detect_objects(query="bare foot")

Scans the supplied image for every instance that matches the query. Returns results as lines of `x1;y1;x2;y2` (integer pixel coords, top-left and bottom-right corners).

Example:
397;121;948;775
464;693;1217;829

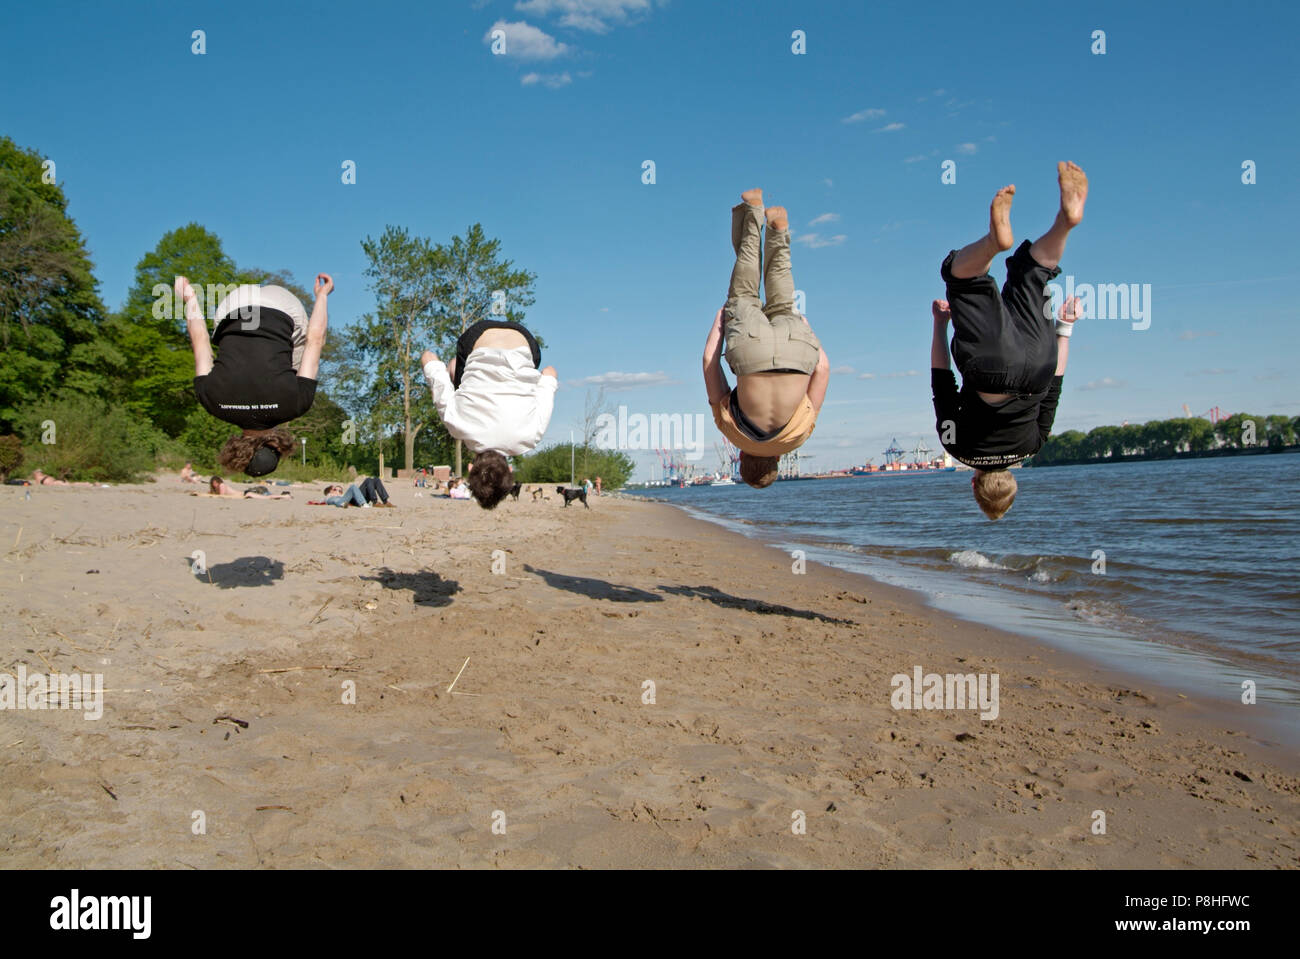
765;205;789;231
741;188;763;208
989;185;1015;251
1058;161;1088;227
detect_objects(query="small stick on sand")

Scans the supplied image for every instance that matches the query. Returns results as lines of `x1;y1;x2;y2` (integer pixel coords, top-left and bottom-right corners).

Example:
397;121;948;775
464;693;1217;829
11;527;22;550
308;597;332;625
255;805;293;812
447;656;471;694
257;664;359;674
34;649;55;673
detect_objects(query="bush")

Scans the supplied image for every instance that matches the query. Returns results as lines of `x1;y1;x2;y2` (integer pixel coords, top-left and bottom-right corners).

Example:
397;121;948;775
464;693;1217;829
0;435;23;482
12;393;168;482
514;443;633;488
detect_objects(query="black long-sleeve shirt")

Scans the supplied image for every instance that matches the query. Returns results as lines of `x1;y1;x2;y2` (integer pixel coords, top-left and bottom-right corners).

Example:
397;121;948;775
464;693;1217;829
931;369;1063;468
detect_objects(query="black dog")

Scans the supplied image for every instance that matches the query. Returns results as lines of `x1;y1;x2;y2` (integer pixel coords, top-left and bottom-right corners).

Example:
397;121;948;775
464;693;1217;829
531;486;546;501
509;482;522;501
556;485;589;508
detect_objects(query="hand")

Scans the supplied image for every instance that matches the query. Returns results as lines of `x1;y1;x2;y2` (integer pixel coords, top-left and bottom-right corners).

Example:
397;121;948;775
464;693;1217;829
314;273;334;297
931;299;951;325
1059;296;1081;324
175;275;195;302
540;365;557;378
421;350;439;367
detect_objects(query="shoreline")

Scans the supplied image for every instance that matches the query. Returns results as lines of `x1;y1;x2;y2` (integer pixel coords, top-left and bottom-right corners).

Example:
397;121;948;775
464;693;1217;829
626;491;1300;746
2;479;1297;868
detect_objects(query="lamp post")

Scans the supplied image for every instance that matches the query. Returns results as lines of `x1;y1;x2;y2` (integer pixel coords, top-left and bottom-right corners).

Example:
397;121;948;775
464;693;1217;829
301;438;306;466
570;430;575;487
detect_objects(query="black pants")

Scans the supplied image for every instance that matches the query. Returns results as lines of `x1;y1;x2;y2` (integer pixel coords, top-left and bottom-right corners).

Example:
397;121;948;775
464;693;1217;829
453;321;541;388
359;476;389;504
941;240;1060;395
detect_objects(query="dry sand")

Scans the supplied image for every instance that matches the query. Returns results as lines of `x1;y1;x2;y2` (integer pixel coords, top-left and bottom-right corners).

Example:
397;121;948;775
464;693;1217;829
1;477;1296;868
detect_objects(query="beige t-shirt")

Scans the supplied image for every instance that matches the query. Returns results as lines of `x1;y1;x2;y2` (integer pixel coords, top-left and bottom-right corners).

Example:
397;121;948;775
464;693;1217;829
711;393;817;456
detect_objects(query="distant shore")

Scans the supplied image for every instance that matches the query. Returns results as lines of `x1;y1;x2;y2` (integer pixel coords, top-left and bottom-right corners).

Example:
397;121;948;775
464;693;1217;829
1027;444;1300;468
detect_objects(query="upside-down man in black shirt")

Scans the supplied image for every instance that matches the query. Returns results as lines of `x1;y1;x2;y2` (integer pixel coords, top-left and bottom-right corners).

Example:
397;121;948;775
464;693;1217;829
931;162;1088;519
182;273;332;477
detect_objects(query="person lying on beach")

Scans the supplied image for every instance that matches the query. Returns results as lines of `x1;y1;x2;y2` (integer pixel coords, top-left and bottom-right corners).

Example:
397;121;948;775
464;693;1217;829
315;477;393;508
182;273;332;479
207;475;292;499
703;189;831;489
931;162;1088;520
30;469;96;487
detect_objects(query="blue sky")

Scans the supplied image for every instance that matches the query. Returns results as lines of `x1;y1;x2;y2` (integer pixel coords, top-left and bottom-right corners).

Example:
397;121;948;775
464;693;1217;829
4;0;1298;476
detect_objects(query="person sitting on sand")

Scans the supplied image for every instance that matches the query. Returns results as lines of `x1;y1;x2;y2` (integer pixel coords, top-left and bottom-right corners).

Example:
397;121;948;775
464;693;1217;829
420;319;556;510
703;189;831;489
447;476;472;500
208;475;291;499
931;161;1088;520
179;462;203;484
182;272;332;479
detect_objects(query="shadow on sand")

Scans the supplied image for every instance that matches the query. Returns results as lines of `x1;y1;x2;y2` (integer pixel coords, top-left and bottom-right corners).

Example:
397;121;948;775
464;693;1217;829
524;565;664;604
361;567;460;608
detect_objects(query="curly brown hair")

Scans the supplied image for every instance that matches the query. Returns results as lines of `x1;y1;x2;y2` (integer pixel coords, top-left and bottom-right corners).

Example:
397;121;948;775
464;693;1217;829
739;452;780;489
466;451;514;509
218;429;295;475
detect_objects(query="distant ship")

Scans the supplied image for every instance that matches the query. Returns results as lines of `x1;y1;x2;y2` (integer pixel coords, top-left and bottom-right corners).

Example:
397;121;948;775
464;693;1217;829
854;439;957;476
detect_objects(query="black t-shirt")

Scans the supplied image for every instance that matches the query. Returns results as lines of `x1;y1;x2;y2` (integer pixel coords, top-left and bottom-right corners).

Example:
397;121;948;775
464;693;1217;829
931;369;1062;469
193;310;316;430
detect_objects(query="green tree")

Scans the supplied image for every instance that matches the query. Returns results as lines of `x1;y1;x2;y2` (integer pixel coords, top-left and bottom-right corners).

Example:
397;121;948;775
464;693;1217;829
0;137;109;429
356;223;537;474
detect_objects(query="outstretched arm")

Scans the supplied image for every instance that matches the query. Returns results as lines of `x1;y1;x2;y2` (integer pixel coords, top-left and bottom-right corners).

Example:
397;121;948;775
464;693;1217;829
296;273;333;381
930;299;952;370
1053;295;1079;375
703;308;730;405
179;277;214;377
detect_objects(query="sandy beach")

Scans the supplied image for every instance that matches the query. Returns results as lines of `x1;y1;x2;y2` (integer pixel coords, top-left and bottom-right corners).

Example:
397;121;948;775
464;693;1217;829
1;477;1296;869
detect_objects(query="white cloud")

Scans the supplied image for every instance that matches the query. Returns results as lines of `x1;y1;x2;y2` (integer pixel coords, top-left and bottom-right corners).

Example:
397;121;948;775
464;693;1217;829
873;122;905;133
516;0;653;34
569;370;675;390
1178;330;1221;341
903;155;928;164
1079;377;1127;391
808;212;840;226
830;365;855;375
1188;368;1234;376
823;178;833;188
956;142;978;155
881;370;919;379
521;71;573;88
858;372;876;380
485;20;570;59
794;233;847;249
842;108;886;124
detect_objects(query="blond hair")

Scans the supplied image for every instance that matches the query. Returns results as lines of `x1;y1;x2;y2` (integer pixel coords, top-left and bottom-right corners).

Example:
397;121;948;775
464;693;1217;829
972;469;1017;520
